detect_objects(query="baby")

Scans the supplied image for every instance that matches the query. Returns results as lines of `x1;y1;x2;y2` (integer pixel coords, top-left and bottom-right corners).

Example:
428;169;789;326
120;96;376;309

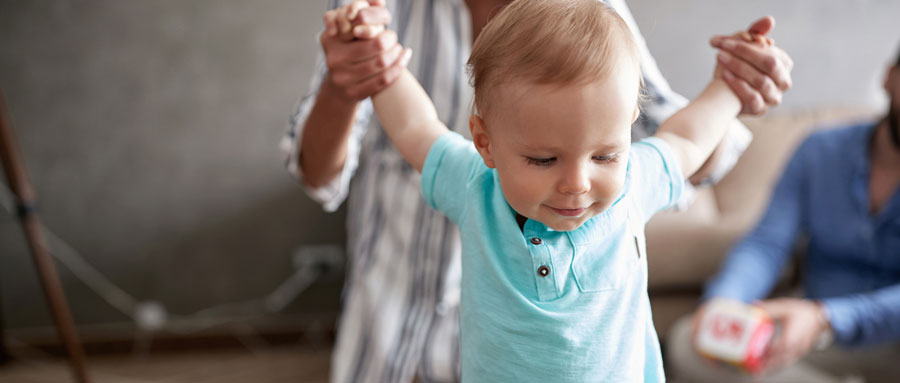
326;0;762;381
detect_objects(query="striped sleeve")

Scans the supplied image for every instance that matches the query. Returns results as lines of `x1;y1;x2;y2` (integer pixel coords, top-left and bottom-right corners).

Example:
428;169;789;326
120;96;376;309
279;0;375;212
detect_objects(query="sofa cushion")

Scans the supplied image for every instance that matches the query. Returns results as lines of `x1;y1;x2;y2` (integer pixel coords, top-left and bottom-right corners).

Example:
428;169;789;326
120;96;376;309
646;108;878;291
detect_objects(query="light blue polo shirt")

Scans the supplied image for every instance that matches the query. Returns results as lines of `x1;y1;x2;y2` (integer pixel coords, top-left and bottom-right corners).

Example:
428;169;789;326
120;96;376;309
421;131;684;382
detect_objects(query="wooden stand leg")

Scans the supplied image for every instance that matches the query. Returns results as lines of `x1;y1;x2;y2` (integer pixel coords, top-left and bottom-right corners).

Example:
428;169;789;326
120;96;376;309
0;281;10;365
0;93;90;382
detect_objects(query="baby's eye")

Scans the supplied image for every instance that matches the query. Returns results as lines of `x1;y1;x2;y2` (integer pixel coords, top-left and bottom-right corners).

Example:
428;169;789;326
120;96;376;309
592;154;618;164
525;157;555;166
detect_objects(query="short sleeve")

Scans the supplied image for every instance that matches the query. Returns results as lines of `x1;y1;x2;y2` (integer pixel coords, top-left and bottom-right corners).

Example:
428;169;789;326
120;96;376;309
628;137;685;222
421;132;485;223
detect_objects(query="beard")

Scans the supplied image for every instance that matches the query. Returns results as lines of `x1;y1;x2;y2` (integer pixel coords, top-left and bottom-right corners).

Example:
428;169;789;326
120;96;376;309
888;97;900;150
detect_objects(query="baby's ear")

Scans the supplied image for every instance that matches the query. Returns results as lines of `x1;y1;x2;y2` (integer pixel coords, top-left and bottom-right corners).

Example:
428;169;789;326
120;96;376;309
469;114;496;168
631;105;641;124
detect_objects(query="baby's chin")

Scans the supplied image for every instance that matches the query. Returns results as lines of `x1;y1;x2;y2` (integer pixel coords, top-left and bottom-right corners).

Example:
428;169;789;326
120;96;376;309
543;217;591;232
533;211;597;232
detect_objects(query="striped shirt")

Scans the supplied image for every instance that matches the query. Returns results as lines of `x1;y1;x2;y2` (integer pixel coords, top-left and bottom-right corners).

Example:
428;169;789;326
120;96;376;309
281;1;750;381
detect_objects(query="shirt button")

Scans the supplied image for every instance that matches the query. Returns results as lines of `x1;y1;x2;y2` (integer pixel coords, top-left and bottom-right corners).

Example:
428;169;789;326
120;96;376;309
538;265;550;277
530;237;542;245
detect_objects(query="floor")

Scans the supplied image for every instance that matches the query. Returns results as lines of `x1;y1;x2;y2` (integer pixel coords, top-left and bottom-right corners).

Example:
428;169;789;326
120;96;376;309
0;346;332;383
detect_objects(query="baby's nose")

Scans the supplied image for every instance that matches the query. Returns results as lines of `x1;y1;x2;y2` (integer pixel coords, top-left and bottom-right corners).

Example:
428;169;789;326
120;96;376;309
558;166;591;195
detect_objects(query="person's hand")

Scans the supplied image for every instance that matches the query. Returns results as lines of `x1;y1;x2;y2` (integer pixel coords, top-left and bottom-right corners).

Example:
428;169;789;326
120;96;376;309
711;16;794;115
320;0;410;103
690;298;742;350
754;298;831;373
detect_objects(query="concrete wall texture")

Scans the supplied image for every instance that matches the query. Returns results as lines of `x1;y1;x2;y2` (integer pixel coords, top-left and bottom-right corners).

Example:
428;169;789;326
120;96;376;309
1;1;898;329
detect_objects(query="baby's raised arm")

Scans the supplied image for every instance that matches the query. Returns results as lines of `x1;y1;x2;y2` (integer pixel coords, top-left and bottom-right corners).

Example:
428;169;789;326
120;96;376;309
327;2;448;173
654;32;775;178
653;79;741;178
371;69;449;172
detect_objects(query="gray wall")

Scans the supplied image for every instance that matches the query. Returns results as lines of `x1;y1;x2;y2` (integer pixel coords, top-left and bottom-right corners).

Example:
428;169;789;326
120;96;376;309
0;0;338;330
1;0;899;330
628;0;900;111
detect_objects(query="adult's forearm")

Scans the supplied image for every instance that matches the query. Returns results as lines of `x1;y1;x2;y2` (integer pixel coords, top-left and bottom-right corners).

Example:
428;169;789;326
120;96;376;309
823;284;900;347
299;76;360;189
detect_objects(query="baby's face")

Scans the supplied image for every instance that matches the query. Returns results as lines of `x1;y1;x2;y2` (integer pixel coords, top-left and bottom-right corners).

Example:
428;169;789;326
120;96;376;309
472;65;641;232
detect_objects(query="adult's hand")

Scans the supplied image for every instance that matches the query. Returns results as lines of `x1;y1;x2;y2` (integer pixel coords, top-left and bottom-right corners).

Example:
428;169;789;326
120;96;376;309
754;298;831;373
711;16;794;115
320;0;407;103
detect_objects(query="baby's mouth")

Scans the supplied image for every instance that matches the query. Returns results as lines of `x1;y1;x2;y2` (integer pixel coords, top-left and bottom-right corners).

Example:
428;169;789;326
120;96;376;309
547;205;588;217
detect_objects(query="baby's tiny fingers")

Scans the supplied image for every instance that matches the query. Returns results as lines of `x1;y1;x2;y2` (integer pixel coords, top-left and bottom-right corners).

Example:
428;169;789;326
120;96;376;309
353;24;385;39
346;0;369;22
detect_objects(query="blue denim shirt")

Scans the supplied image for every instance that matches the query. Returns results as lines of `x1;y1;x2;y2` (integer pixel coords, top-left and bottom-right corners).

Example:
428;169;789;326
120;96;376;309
705;122;900;347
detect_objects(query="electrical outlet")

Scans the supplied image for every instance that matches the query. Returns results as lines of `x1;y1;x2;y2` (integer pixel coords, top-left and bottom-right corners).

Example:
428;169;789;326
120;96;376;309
292;244;344;280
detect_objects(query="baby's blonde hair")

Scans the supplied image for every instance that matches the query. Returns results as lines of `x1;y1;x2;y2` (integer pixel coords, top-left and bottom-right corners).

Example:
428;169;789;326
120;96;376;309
467;0;643;116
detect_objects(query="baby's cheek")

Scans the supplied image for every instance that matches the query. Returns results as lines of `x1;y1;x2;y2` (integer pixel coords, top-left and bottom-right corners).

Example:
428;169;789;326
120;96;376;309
597;170;626;199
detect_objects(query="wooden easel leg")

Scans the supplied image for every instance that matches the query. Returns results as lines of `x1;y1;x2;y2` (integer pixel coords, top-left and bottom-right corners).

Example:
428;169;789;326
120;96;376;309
0;282;10;365
0;93;90;382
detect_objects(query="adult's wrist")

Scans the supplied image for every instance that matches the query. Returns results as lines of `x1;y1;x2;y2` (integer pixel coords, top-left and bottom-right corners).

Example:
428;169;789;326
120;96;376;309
322;72;362;109
813;300;835;350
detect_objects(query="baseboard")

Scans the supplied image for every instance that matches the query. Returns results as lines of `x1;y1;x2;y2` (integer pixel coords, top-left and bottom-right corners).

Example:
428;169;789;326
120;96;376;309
3;312;337;357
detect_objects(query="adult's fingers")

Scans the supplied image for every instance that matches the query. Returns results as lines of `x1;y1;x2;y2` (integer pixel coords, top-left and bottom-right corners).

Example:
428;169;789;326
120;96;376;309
325;27;398;65
713;38;792;91
747;16;775;36
722;70;766;115
354;5;392;27
346;29;399;63
776;46;794;72
342;43;404;83
345;48;412;100
717;50;781;106
323;9;339;37
754;299;794;318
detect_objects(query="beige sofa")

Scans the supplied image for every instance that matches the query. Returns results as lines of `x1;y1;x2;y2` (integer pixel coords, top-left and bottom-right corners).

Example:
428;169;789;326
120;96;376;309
645;108;878;339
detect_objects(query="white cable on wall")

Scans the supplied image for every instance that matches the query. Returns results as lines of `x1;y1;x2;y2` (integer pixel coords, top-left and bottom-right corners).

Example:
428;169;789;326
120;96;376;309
0;183;341;339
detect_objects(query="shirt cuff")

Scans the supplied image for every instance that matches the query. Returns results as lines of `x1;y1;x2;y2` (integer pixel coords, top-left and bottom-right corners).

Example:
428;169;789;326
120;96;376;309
819;297;857;346
279;99;372;213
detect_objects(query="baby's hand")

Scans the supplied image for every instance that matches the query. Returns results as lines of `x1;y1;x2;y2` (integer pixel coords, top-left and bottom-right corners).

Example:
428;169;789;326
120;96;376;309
324;0;388;42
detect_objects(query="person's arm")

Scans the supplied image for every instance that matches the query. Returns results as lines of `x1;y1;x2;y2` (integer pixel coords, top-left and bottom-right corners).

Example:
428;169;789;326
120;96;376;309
609;0;790;184
370;67;448;172
744;285;900;373
821;284;900;347
297;1;406;189
690;142;810;368
321;1;445;173
702;136;810;302
653;79;741;179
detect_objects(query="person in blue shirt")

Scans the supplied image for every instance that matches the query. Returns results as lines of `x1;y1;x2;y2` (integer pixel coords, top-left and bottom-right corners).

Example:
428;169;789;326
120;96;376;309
324;1;783;381
668;46;900;383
